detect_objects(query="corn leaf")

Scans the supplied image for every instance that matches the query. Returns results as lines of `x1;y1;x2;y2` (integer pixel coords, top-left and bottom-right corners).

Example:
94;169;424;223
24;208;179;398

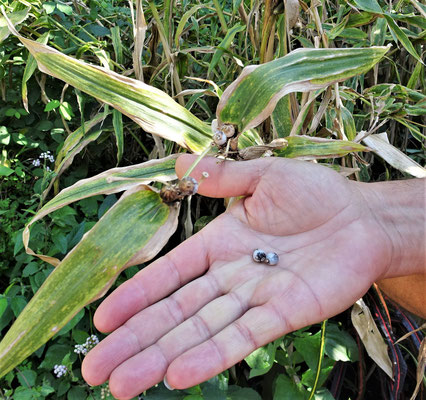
217;47;389;132
112;109;124;164
274;136;369;160
362;133;426;178
15;36;212;153
0;188;180;378
0;7;29;43
23;155;178;266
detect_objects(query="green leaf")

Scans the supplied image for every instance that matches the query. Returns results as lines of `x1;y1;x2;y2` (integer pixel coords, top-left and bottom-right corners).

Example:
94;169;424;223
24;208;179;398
11;297;27;317
271;95;293;137
301;358;334;387
44;100;60;112
113;109;124;165
294;332;322;370
353;0;383;14
245;341;278;378
227;386;262;400
383;14;422;63
0;165;14;177
24;155;178;265
17;369;37;388
208;23;246;75
42;2;56;14
0;189;180;377
56;3;73;15
19;37;212;153
274;136;369;160
217;47;389;132
0;8;30;43
67;386;87;400
0;126;10;145
22;32;49;112
0;296;7;319
175;5;205;49
273;374;307;400
325;323;359;362
340;105;356;141
59;102;74;121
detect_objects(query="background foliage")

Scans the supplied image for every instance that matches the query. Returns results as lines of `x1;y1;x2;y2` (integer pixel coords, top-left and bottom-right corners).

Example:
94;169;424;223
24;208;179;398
0;0;424;399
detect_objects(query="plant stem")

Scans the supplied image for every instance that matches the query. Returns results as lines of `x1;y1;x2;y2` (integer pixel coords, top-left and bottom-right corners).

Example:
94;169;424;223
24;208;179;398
308;319;327;400
182;145;213;178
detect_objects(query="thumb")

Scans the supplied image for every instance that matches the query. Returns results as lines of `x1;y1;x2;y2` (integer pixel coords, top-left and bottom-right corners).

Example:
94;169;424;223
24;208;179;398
175;154;273;198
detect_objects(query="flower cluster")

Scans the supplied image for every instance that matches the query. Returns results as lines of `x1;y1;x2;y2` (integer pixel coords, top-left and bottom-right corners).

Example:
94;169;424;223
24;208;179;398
101;385;112;399
74;334;100;355
40;151;55;163
53;364;67;378
32;150;55;169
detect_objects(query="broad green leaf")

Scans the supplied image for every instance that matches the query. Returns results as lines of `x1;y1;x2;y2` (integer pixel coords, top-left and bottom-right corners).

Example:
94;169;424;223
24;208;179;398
274;136;369;160
23;155;178;266
353;0;383;14
245;341;278;378
217;47;389;132
15;37;212;153
0;165;13;176
324;323;358;362
0;7;29;43
0;189;180;378
273;374;307;400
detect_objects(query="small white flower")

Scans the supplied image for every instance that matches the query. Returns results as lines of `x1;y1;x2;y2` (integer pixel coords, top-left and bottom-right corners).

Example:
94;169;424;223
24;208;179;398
46;166;51;172
32;159;41;167
53;364;67;378
74;344;88;355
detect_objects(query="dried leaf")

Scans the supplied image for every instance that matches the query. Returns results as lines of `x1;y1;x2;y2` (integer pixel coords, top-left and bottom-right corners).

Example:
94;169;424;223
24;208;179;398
351;298;393;379
362;133;426;178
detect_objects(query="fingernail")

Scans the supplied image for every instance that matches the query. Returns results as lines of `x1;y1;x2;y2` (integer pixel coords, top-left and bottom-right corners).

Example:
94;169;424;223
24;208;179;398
163;376;174;391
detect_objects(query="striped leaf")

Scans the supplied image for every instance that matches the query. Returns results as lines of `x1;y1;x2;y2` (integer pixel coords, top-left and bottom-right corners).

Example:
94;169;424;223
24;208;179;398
274;136;370;160
17;37;212;153
23;155;178;266
217;47;389;132
0;188;180;378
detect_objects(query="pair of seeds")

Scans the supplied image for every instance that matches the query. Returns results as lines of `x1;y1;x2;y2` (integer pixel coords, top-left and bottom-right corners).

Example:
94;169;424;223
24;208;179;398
252;249;279;266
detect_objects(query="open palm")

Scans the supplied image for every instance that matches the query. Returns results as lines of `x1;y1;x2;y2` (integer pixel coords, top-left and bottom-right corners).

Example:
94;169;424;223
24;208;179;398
82;155;391;399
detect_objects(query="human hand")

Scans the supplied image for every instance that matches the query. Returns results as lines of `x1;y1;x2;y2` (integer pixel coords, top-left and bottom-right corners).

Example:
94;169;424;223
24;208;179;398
82;155;395;399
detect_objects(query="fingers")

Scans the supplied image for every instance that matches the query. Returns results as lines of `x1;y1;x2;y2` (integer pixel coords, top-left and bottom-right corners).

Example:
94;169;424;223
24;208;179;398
175;154;274;198
166;302;285;390
82;273;223;385
93;226;211;333
105;281;258;399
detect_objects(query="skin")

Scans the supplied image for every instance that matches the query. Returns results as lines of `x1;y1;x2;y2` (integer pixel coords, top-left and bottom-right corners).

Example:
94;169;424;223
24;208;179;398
82;155;425;399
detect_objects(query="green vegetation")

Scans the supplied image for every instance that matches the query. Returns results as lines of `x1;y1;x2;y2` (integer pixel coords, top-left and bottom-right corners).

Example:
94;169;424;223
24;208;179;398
0;0;424;399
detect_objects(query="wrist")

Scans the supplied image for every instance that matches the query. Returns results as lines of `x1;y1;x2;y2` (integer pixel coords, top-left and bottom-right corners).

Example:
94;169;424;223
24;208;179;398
356;178;426;279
